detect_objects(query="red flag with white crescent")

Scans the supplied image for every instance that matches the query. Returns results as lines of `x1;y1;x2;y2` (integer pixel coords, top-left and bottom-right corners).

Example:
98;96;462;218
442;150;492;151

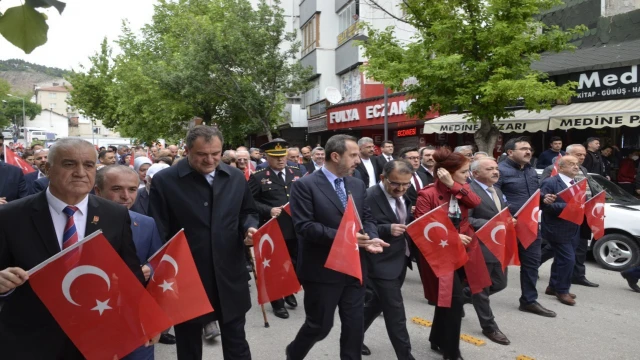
4;145;36;174
557;178;588;225
514;189;541;249
253;217;301;304
584;191;606;240
550;153;562;177
282;202;291;216
475;208;520;270
325;195;364;283
28;232;172;360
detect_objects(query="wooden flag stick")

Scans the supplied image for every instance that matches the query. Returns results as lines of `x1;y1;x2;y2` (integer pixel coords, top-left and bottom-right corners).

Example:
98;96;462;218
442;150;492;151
249;249;270;328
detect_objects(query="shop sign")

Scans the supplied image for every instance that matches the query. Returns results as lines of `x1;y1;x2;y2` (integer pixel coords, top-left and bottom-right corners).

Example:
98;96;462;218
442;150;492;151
396;128;417;137
564;65;640;102
424;119;548;134
549;112;640;130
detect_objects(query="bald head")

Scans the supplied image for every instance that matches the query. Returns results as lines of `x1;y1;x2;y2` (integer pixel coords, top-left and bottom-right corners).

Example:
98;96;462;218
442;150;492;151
565;144;586;165
557;155;580;178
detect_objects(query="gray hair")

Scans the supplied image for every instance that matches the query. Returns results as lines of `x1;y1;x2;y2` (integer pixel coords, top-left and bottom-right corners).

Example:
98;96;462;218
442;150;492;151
249;147;261;153
382;159;414;178
186;126;224;150
470;157;497;172
454;145;473;153
288;147;300;153
95;165;138;191
325;135;357;161
223;149;236;157
117;145;129;151
357;137;374;147
474;151;488;157
565;144;585;155
311;146;324;156
48;138;97;165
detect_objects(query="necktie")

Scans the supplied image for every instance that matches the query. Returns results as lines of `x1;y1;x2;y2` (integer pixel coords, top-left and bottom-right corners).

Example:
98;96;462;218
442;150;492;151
279;171;285;184
387;156;392;162
487;187;502;211
412;174;421;190
62;206;79;249
334;178;347;208
395;197;411;257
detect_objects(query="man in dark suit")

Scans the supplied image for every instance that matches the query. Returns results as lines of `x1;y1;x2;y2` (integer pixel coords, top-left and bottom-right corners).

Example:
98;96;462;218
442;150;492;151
131;163;170;216
0;138;148;359
467;158;511;345
24;149;48;194
418;146;436;185
355;137;380;188
248;139;303;319
0;161;28;204
30;176;50;195
374;140;394;177
149;126;259;360
399;147;430;209
256;155;306;175
540;155;582;306
362;160;415;359
286;134;388;360
306;147;325;175
539;144;599;288
94;164;169;356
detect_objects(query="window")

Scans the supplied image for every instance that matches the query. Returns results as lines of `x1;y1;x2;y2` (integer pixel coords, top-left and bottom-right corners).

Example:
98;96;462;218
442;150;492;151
302;14;319;56
49;92;57;99
303;79;320;108
337;1;359;45
49;103;56;108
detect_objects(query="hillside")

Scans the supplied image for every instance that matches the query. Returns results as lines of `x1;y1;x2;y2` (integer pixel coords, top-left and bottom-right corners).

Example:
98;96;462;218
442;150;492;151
0;59;71;95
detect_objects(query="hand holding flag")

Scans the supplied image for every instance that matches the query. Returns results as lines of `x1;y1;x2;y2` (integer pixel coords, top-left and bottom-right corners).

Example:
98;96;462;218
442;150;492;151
514;189;541;249
557;178;588;225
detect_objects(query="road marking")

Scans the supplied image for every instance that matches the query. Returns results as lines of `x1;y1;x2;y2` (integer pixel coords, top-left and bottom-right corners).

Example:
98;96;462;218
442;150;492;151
516;356;536;360
411;317;486;347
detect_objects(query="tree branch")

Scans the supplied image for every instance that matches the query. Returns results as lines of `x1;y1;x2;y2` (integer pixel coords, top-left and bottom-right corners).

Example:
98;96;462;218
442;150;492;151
364;0;411;25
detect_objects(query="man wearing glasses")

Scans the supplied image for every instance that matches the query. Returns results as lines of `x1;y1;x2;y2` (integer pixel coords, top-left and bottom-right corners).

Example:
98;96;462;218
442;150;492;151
495;137;557;318
399;147;430;210
454;145;474;158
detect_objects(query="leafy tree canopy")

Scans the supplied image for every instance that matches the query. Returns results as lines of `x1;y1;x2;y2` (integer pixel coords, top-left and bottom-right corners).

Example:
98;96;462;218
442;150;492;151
0;79;42;129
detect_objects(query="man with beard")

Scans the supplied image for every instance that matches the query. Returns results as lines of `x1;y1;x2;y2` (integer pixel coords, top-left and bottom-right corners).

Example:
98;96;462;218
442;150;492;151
25;149;49;194
301;146;312;165
418;146;435;185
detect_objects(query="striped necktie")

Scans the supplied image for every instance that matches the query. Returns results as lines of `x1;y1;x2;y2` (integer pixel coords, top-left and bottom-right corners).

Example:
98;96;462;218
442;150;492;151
62;206;79;249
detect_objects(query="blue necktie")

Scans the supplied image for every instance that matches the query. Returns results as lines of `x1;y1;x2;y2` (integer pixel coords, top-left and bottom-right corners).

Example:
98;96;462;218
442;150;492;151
334;178;347;208
62;206;79;249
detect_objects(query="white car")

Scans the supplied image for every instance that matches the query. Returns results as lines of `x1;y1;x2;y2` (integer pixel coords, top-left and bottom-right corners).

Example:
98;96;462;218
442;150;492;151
30;130;57;141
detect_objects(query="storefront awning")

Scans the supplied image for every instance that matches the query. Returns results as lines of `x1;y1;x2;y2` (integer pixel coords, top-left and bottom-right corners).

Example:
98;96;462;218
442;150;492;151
422;109;552;134
548;98;640;130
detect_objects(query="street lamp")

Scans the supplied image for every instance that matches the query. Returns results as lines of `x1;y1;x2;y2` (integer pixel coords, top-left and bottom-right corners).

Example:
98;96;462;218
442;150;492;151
6;94;25;144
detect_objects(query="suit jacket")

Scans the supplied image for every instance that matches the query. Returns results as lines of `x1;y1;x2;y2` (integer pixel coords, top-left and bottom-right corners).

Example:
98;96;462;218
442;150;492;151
24;171;41;195
31;176;49;195
417;165;435;185
148;159;259;324
0;162;28;201
405;170;430;207
539;176;580;243
375;154;393;178
130;187;149;215
468;180;508;263
248;165;303;240
257;160;306;174
365;185;412;280
540;164;588;184
356;157;380;188
129;210;163;265
289;169;378;284
0;192;142;358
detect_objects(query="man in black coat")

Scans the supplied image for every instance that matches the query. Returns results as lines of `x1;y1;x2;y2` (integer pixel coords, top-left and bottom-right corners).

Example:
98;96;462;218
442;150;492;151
355;137;380;188
467;158;511;345
0;161;28;203
149;126;259;360
286;134;388;360
399;147;430;209
0;138;146;359
418;146;436;185
362;160;415;359
582;137;607;177
248;139;303;319
374;140;395;178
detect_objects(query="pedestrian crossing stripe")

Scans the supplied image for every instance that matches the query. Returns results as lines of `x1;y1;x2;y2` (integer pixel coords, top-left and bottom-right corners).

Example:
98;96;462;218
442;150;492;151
411;317;486;347
516;356;536;360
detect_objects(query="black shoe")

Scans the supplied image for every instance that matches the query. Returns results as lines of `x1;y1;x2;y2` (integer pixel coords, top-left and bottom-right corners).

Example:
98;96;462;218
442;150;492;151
621;271;640;292
285;294;298;308
482;329;511;345
461;307;465;318
430;343;441;353
159;333;176;345
519;302;557;317
285;344;292;360
572;278;599;287
361;344;371;356
273;307;289;319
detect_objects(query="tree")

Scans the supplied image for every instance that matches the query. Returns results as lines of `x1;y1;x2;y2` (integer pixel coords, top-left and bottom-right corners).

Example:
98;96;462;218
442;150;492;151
0;80;42;129
0;0;66;54
360;0;587;152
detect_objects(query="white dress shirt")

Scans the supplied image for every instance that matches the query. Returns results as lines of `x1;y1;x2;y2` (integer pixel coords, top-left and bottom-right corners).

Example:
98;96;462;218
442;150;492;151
361;157;376;187
205;170;216;185
558;173;575;188
379;182;410;256
411;173;423;190
473;179;507;203
46;188;89;250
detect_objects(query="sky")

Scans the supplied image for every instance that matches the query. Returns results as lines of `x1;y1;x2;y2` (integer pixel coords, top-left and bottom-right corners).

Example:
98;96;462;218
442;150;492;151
0;0;157;70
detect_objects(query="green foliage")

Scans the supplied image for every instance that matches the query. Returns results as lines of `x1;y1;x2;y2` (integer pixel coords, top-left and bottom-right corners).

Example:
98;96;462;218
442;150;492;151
0;79;42;128
67;0;311;145
0;5;49;54
0;59;70;78
361;0;587;151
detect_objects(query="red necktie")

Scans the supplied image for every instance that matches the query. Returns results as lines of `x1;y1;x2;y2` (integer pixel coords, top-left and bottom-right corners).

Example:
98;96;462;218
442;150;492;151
413;174;421;190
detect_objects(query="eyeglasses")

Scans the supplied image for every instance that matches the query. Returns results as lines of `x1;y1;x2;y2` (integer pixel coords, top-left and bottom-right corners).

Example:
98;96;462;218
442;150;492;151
236;158;248;162
385;178;412;188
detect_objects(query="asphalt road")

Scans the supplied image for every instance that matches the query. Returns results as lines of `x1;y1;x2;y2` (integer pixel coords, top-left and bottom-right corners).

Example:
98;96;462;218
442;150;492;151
155;260;639;360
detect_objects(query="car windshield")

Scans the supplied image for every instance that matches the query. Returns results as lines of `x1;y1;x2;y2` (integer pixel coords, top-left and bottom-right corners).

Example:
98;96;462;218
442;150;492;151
588;174;640;205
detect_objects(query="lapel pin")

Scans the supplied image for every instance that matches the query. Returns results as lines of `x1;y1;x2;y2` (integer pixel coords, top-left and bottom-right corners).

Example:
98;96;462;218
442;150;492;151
134;221;139;227
91;216;99;225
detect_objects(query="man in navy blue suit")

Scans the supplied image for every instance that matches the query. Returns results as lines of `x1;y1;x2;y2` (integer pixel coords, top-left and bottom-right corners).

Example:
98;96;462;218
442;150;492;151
94;165;165;359
24;149;48;194
540;155;582;306
285;134;389;360
0;162;28;204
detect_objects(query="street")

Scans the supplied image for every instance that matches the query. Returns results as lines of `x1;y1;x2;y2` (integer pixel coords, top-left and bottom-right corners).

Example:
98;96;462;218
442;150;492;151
155;260;639;360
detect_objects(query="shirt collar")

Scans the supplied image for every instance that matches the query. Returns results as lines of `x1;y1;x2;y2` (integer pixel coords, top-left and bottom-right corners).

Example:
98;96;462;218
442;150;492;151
473;178;492;191
322;166;340;185
558;173;573;184
46;187;89;216
378;181;395;200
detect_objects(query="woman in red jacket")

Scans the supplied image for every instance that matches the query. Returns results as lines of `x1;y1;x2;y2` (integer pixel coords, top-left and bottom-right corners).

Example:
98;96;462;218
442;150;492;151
415;148;481;360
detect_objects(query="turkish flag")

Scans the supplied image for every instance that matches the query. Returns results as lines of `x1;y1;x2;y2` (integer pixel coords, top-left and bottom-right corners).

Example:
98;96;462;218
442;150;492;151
475;208;520;270
550;153;562;177
282;202;291;217
584;191;606;240
325;195;364;283
514;189;541;249
558;178;587;225
28;231;172;360
147;230;213;325
406;203;469;277
129;152;135;167
253;217;301;305
244;167;251;181
4;145;36;174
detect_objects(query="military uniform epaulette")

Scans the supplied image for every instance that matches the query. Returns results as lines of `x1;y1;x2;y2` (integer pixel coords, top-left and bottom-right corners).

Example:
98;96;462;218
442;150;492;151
287;165;300;170
254;167;267;173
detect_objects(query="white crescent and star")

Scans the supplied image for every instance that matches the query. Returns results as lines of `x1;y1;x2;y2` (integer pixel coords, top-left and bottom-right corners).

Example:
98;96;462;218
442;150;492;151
532;206;540;223
591;203;605;220
259;234;275;268
490;225;505;245
151;254;180;293
424;222;447;243
61;265;112;316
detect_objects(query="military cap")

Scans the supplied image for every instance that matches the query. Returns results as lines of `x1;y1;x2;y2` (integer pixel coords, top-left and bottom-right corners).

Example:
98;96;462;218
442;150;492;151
260;138;289;157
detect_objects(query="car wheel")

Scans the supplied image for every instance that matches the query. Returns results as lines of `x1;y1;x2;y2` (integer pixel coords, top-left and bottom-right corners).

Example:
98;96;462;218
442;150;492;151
592;234;640;271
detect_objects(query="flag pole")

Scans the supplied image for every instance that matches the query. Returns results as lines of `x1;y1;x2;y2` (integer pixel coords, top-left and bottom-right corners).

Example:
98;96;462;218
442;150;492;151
249;249;270;328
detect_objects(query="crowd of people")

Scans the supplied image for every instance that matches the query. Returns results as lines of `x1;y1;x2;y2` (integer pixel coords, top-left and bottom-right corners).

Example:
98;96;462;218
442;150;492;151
1;129;640;360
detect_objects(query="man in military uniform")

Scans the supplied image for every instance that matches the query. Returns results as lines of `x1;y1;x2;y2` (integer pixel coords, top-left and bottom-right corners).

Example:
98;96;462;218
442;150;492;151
248;139;303;319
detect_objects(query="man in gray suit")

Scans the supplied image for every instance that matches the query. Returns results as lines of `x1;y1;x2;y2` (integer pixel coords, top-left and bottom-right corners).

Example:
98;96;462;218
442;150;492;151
467;157;511;345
